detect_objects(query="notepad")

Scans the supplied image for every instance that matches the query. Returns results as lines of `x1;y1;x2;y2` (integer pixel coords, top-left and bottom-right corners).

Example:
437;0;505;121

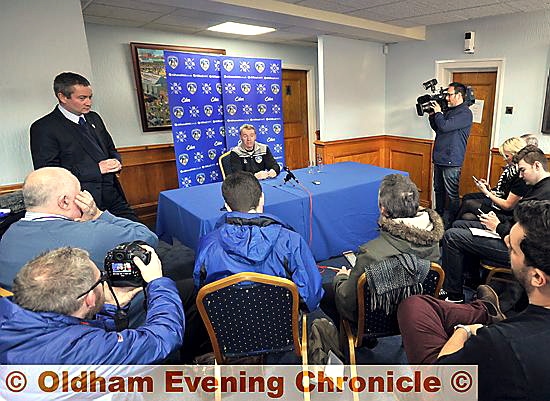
469;227;501;239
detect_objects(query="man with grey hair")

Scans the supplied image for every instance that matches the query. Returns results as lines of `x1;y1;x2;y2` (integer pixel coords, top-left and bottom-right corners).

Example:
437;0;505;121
333;174;444;322
0;246;184;364
0;167;157;290
520;133;539;148
229;124;280;180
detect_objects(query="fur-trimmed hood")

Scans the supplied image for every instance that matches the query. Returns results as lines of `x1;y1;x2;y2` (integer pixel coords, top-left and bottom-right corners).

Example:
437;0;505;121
379;208;444;246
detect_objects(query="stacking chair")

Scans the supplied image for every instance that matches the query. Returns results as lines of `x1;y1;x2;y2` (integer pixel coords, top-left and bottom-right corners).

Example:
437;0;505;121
218;151;233;179
480;260;515;286
196;272;308;364
0;287;13;297
342;262;444;365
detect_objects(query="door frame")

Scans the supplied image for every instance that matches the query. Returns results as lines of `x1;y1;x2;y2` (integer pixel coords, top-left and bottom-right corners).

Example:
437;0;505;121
283;63;318;163
435;58;505;165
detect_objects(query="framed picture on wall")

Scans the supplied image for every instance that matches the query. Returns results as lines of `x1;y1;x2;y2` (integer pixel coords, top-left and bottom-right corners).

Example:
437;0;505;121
130;42;226;132
542;70;550;134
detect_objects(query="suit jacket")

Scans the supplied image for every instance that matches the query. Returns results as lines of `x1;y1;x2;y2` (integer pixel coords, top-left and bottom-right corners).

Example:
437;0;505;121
30;107;123;206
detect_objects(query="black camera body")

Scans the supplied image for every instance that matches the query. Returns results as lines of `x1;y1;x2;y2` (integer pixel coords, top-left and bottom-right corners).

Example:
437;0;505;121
415;78;475;116
104;241;150;287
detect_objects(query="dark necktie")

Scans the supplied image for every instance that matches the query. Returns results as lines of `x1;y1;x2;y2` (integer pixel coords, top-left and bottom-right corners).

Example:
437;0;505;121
78;116;106;157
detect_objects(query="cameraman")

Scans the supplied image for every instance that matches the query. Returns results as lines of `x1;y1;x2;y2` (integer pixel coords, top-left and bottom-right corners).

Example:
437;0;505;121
428;82;473;226
0;246;185;364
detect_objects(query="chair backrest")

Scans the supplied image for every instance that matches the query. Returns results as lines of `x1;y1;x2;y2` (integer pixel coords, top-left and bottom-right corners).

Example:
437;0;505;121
196;272;303;363
355;261;444;340
218;151;233;179
0;287;13;297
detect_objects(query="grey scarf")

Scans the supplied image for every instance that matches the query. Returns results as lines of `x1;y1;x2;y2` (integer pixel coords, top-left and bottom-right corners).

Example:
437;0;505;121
364;253;430;314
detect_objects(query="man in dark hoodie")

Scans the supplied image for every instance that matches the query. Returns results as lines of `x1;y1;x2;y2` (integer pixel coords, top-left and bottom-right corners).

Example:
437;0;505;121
193;171;323;313
334;174;444;322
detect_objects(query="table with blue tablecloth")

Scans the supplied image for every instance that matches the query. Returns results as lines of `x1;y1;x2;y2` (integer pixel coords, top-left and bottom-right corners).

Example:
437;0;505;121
156;162;406;261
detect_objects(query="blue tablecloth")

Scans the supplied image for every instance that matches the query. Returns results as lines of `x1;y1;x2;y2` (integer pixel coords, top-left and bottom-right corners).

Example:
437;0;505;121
156;162;406;261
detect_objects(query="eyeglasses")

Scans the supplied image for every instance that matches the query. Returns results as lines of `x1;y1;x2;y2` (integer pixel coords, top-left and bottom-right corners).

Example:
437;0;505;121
76;271;108;299
446;92;457;98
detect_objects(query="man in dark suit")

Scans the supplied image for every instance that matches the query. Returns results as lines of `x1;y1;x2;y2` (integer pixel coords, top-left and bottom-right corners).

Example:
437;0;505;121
30;72;137;221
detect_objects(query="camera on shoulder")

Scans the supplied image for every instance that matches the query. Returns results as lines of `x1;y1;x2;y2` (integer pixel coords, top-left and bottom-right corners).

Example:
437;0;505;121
415;78;474;116
104;241;151;287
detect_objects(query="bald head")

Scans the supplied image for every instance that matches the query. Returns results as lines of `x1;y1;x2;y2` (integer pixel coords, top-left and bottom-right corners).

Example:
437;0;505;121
23;167;81;217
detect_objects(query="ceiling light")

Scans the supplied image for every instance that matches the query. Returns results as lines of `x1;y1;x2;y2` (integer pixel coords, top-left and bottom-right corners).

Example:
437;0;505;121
207;22;275;36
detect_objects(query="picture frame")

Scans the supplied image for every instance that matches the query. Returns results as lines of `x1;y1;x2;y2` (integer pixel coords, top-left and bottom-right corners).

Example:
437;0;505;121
542;70;550;135
130;42;226;132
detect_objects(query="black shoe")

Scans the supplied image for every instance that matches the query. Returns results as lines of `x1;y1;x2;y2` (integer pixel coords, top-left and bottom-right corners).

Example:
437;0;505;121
476;285;506;323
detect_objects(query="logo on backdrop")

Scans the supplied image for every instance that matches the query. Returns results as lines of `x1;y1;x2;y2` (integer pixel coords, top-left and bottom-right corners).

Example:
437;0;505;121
200;58;210;71
167;56;178;69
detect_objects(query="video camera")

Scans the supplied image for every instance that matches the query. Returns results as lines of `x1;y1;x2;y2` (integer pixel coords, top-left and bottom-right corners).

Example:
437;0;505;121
104;241;151;287
415;78;475;116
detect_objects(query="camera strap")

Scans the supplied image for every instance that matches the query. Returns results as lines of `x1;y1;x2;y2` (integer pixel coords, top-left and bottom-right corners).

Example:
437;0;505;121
104;280;129;331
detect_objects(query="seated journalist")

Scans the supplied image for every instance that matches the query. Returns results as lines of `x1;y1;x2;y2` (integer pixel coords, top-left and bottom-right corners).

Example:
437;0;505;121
398;200;550;401
442;145;550;303
0;246;184;364
455;137;528;221
229;124;280;180
333;174;444;322
194;171;322;313
0;167;157;290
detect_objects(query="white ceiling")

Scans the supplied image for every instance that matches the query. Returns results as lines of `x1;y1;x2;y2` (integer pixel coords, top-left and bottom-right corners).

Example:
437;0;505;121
81;0;550;46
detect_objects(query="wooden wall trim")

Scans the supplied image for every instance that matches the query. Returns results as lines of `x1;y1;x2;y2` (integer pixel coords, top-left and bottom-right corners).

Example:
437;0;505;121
315;135;433;207
0;183;22;195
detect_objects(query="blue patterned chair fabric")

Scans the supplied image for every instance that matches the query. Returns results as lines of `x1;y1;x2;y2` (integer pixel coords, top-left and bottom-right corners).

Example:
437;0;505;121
202;282;295;357
360;267;442;338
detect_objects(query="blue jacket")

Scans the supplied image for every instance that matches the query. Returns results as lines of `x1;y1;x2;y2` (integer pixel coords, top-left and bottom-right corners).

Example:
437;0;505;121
429;102;473;167
0;278;184;364
194;212;323;312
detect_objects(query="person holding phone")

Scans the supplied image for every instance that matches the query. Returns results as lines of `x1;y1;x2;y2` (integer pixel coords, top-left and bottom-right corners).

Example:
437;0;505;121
455;137;528;221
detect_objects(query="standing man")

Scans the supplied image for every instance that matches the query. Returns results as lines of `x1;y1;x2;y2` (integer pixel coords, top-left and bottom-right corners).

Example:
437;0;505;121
429;82;473;226
229;124;280;180
30;72;137;221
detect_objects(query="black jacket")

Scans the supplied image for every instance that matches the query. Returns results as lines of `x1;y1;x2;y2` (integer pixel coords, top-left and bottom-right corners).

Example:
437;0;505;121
30;107;123;207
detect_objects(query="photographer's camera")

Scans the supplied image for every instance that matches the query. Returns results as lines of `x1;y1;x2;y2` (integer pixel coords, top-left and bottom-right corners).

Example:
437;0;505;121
104;241;150;287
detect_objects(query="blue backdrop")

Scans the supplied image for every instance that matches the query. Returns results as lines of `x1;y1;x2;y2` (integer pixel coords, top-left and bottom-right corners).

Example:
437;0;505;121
165;52;284;188
220;56;285;169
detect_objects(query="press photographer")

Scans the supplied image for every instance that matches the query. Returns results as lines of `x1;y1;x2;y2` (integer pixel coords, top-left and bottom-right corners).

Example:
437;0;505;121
0;246;185;364
425;81;473;227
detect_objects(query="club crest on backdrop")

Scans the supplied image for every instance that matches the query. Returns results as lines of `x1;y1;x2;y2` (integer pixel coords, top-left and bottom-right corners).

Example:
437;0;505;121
223;59;234;72
199;58;210;71
167;56;178;69
255;61;265;73
187;82;197;95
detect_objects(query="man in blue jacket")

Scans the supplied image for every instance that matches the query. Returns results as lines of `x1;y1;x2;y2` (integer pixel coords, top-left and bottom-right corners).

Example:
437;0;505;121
194;171;323;312
0;246;184;364
429;82;473;226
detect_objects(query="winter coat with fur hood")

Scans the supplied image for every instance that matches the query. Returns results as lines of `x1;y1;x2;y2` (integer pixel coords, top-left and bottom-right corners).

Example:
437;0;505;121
333;208;444;322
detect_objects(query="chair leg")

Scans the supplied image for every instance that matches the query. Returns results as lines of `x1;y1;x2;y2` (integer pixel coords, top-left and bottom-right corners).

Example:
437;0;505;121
301;315;310;401
341;320;356;366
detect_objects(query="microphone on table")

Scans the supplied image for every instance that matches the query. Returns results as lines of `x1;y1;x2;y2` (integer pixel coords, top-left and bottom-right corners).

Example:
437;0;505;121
283;166;299;184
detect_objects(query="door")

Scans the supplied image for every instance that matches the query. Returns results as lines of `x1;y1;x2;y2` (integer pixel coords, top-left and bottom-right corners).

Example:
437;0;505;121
282;69;309;169
453;71;497;196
